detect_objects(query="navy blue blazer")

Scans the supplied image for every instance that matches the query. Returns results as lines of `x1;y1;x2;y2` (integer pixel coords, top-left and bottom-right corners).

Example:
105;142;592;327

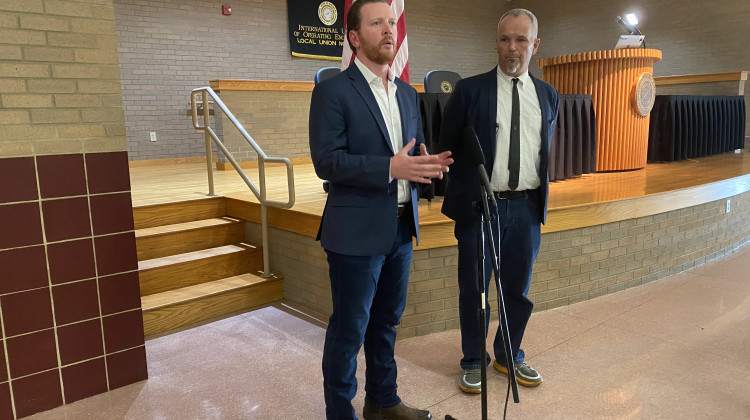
440;68;559;226
309;64;425;256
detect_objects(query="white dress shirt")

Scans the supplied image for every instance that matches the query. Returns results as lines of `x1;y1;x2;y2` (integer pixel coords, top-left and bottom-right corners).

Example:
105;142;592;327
354;58;409;204
490;69;542;192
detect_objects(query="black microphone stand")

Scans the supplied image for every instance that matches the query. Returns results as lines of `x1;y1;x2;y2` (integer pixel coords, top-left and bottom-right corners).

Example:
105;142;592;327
471;184;519;420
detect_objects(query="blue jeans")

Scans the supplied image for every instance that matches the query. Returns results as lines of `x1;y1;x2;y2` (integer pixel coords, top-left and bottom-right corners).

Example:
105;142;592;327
322;218;413;419
455;195;541;370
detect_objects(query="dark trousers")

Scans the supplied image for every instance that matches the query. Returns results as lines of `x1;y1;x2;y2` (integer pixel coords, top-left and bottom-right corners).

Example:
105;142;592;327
322;217;413;419
455;195;541;370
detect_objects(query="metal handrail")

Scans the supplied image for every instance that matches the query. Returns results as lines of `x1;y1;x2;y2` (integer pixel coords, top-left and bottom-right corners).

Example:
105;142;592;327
190;86;295;278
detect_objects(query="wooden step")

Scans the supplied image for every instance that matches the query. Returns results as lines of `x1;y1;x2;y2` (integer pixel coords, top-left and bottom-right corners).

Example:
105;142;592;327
135;217;245;261
133;196;225;230
141;273;283;336
138;243;262;296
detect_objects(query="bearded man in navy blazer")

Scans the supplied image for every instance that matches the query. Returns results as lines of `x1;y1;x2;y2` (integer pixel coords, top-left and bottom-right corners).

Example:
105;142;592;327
440;9;559;393
309;1;452;418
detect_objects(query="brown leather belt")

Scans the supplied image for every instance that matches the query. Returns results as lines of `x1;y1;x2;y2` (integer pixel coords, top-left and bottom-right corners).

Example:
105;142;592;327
495;190;530;200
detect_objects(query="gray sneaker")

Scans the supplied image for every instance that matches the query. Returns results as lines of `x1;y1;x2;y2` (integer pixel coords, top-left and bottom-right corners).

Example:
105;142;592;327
493;360;543;387
458;369;482;394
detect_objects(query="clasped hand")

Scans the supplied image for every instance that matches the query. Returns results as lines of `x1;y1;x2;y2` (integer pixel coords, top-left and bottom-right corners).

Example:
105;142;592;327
390;139;453;184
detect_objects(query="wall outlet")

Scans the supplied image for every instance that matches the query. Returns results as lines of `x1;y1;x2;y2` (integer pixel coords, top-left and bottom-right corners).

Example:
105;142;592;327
726;199;731;213
149;132;157;142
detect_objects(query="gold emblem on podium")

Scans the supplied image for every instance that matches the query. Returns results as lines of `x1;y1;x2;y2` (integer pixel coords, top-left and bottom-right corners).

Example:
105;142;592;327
440;81;453;94
632;73;656;116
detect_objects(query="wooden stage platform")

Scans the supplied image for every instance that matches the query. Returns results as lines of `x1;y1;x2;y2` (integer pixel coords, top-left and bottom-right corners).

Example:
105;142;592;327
130;150;750;333
130;151;750;249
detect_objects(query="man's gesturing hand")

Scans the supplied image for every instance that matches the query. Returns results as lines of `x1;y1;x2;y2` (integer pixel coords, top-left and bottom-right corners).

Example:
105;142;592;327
390;139;453;184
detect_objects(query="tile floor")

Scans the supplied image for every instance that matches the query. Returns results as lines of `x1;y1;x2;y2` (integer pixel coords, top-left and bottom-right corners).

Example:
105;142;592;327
28;245;750;420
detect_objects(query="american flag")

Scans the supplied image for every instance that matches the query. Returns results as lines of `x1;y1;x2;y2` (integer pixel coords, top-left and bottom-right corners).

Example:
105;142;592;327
340;0;410;83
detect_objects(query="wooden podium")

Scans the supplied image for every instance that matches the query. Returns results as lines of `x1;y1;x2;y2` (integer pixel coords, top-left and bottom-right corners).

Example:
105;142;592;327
537;49;662;171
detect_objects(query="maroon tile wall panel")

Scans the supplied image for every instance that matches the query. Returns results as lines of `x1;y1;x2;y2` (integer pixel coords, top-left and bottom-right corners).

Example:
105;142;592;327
41;197;92;242
0;246;48;295
0;150;147;415
36;154;87;199
0;157;38;204
0;343;6;383
12;370;63;418
0;289;53;337
52;280;100;326
0;152;147;415
0;202;43;249
57;320;104;366
0;382;12;420
86;152;131;194
47;239;96;285
6;330;58;379
62;358;108;404
106;346;147;390
102;310;145;353
94;232;138;276
90;192;134;235
99;271;142;315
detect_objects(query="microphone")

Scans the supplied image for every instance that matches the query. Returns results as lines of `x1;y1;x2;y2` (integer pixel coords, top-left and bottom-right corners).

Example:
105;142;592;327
463;126;497;209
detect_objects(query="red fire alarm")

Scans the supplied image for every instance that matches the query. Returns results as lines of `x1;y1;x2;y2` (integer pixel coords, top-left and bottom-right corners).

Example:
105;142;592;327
222;5;232;15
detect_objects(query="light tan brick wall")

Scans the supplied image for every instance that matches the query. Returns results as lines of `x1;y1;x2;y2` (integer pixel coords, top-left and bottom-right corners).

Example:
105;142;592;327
530;194;750;311
258;192;750;339
0;0;126;158
217;90;313;162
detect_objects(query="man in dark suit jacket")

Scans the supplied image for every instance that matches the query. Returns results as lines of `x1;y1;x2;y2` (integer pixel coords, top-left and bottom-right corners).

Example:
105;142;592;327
309;1;452;418
440;9;559;392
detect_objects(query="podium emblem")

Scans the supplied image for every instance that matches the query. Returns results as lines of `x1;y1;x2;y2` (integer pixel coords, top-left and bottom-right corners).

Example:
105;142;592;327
440;81;453;93
632;73;656;116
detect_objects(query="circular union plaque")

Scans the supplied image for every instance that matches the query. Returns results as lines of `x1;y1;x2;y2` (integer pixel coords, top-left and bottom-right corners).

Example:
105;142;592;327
440;81;453;93
318;2;338;26
632;73;656;116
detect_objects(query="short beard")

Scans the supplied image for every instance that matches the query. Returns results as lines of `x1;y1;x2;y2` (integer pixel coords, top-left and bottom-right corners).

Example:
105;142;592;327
505;58;519;75
362;37;396;65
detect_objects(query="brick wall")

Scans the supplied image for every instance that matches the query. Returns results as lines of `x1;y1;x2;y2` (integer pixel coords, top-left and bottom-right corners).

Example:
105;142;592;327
217;90;312;162
0;1;146;418
113;0;349;161
114;0;750;162
262;192;750;340
113;0;505;161
520;0;750;76
523;0;750;138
